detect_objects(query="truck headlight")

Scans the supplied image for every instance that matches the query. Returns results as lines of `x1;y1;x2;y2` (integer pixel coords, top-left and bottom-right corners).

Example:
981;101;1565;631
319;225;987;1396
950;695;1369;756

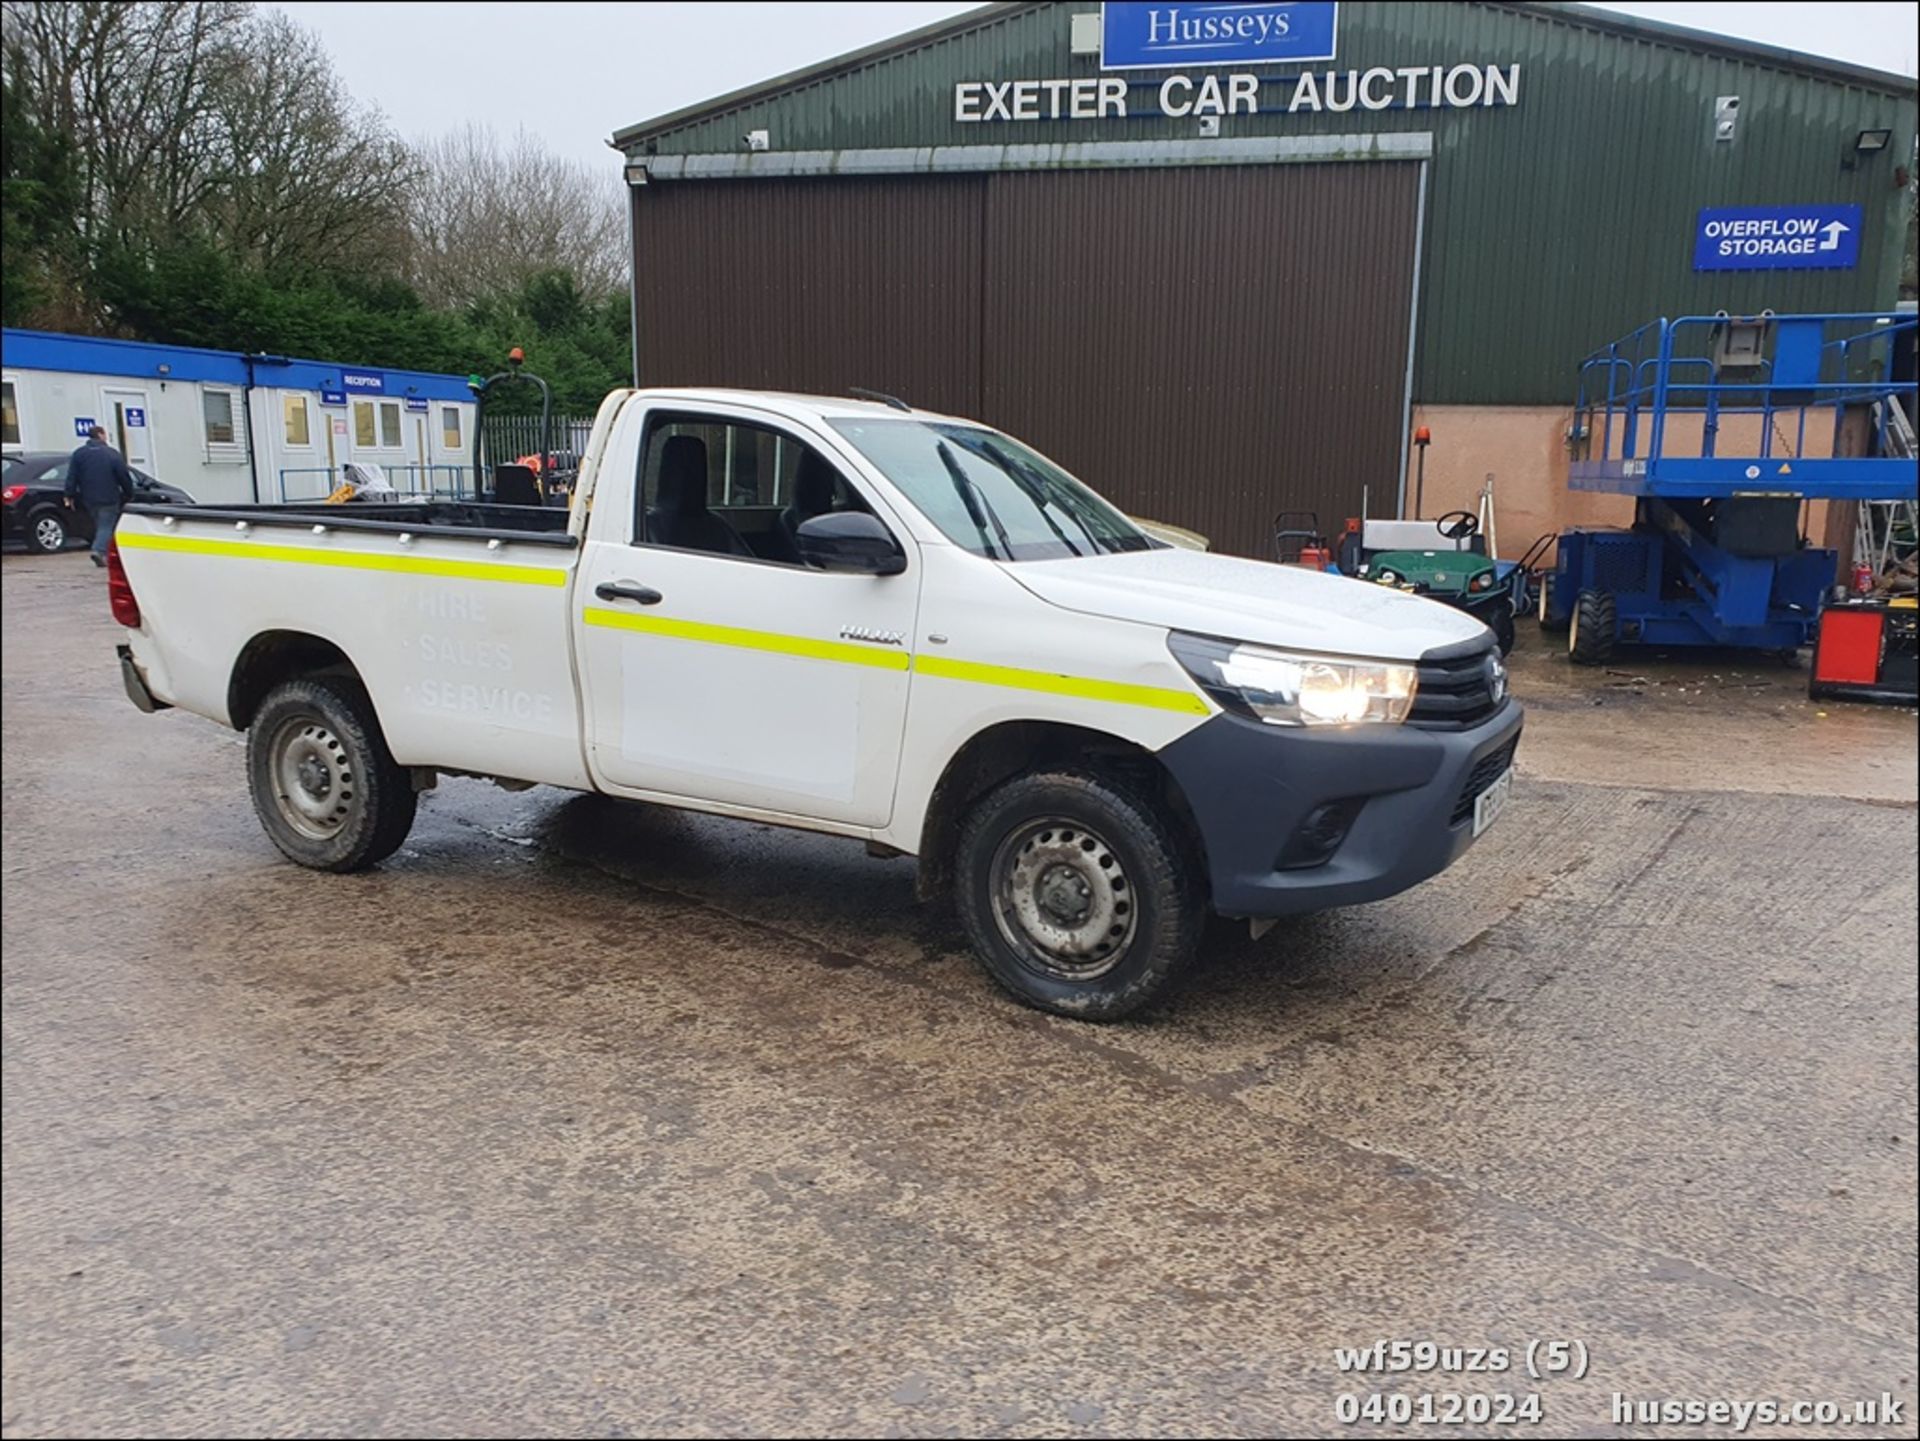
1169;633;1417;727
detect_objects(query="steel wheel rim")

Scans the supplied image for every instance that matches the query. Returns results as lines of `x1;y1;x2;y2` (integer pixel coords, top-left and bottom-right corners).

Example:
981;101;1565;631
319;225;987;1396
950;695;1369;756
267;715;359;841
990;817;1137;982
1568;601;1580;655
35;516;64;550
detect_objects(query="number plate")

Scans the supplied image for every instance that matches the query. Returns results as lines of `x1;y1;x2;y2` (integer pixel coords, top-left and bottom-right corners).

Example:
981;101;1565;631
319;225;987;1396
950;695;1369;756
1472;767;1514;838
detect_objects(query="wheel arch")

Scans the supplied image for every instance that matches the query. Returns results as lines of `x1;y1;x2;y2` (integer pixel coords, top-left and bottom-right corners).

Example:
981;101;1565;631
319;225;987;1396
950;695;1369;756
912;719;1208;905
227;630;367;730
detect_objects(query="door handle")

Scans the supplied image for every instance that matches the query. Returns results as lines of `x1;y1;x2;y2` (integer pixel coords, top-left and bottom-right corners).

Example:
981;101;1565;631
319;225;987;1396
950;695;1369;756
595;581;663;605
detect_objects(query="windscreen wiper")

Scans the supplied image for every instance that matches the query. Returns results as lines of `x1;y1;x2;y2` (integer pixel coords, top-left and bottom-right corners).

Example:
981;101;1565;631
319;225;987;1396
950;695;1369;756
978;438;1088;557
936;440;1015;560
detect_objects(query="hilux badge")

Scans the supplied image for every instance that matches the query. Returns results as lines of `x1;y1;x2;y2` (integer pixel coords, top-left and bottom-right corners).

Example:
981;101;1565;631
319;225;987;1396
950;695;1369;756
840;625;904;646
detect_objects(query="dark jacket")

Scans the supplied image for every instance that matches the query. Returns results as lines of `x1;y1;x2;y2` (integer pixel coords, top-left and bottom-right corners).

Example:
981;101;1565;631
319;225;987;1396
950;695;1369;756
66;439;135;509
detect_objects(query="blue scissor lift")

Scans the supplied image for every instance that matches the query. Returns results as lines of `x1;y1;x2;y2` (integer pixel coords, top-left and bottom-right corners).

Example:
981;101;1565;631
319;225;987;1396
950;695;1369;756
1541;311;1919;663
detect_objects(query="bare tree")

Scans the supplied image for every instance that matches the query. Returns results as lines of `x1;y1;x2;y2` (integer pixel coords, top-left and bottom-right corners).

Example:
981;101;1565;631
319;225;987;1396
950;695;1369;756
1;0;412;268
405;124;626;308
201;11;417;269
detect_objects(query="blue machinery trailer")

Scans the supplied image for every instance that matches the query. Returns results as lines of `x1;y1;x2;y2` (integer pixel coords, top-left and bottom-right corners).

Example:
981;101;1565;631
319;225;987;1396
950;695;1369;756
1541;311;1918;663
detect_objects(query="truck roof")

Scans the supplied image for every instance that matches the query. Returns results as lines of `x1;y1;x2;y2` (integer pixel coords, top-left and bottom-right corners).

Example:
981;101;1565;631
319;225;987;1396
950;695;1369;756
635;387;973;426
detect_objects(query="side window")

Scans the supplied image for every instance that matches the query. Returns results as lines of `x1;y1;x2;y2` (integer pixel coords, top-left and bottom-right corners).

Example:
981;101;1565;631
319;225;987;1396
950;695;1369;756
283;393;311;447
634;412;870;566
378;401;403;449
441;406;462;449
351;400;376;447
201;387;243;450
1;379;20;447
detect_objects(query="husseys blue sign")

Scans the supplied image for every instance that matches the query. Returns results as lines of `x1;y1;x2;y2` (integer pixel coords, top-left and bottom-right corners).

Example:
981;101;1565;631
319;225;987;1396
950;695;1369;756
1694;204;1862;271
340;368;386;395
1101;1;1338;69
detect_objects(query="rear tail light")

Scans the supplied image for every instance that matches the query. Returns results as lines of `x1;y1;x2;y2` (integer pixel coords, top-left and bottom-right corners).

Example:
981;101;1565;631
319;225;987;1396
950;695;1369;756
106;539;142;627
1;484;25;504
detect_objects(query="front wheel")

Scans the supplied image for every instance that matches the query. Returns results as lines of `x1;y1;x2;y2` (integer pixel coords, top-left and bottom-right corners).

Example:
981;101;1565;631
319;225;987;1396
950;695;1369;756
1568;588;1617;666
25;507;68;554
954;769;1202;1021
1488;602;1517;655
247;674;416;871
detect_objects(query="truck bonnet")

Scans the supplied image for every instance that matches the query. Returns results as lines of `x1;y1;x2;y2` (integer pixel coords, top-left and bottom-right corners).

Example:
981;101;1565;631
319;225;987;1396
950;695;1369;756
1005;547;1490;658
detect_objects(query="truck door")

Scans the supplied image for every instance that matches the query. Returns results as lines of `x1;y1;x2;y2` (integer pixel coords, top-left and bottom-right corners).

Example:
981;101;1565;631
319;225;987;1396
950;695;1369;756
574;405;920;827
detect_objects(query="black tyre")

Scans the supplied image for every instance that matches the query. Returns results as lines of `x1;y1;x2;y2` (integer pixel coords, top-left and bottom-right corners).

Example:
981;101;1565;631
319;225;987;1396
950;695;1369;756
24;507;68;554
247;674;416;871
1568;588;1617;666
1488;602;1517;656
954;769;1202;1021
1536;572;1570;633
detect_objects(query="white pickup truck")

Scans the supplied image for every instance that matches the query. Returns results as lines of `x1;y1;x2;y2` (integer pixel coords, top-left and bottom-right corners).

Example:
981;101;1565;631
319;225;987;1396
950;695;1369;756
111;388;1521;1019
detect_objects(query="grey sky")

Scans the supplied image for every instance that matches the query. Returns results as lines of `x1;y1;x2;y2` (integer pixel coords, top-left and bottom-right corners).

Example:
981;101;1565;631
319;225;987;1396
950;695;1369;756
270;1;1919;175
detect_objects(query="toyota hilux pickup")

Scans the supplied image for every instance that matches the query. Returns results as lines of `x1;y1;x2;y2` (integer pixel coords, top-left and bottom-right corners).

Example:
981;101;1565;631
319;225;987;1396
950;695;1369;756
110;388;1521;1019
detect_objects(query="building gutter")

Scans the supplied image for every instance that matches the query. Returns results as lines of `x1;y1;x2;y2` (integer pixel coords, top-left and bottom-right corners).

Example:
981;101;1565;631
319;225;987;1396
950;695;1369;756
242;354;266;504
636;132;1433;183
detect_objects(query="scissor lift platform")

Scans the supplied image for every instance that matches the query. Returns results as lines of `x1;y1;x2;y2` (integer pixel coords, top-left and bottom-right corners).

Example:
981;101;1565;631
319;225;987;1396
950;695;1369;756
1542;311;1919;661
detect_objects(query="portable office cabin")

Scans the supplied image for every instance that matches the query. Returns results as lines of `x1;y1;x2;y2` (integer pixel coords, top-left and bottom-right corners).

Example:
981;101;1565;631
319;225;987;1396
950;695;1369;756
1;330;478;506
612;1;1918;558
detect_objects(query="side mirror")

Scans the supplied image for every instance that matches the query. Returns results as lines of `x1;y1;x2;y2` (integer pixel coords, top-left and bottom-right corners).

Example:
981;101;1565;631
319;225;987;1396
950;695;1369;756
796;512;907;576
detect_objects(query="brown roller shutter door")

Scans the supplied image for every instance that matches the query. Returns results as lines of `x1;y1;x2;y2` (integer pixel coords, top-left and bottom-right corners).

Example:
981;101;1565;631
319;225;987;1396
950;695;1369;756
631;161;1421;558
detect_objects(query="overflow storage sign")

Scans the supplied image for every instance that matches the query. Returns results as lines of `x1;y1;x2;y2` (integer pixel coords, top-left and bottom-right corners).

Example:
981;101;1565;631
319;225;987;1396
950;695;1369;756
1694;204;1862;271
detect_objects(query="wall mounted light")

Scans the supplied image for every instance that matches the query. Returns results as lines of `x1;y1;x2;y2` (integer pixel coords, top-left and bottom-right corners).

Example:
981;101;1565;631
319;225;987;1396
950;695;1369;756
1843;127;1894;170
623;161;649;186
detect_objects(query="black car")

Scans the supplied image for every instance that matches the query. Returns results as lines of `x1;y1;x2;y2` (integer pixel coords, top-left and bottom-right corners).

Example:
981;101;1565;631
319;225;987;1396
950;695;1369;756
1;452;196;554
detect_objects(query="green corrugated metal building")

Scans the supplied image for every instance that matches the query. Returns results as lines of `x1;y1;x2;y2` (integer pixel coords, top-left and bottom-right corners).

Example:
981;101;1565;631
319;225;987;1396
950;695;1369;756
614;2;1917;556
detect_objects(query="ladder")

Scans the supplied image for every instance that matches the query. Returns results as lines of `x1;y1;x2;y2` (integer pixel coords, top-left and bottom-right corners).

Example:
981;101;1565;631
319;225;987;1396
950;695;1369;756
1853;400;1919;583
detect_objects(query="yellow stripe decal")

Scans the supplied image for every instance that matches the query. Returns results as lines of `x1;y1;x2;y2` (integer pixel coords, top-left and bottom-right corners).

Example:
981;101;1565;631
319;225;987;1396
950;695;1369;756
115;529;568;587
914;653;1212;715
584;606;1206;714
581;606;911;670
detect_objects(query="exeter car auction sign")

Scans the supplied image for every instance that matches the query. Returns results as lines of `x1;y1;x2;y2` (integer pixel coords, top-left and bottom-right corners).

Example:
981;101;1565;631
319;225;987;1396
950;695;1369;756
1693;204;1863;271
953;65;1520;121
954;0;1522;122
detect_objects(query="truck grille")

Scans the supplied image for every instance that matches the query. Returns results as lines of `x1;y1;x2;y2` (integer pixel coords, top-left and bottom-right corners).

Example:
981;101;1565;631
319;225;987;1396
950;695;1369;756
1450;734;1520;825
1409;639;1508;730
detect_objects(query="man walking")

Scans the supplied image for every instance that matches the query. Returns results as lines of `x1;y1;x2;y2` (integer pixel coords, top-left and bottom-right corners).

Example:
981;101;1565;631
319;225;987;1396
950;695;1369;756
65;425;135;567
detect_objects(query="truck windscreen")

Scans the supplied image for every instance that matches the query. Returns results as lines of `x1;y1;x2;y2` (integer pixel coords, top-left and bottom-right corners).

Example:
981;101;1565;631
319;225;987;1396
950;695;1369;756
828;419;1152;562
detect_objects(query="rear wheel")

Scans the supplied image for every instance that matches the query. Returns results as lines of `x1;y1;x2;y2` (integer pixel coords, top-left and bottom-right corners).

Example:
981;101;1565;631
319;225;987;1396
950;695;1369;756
1537;572;1570;632
1568;589;1617;666
954;769;1202;1021
247;674;416;871
25;507;68;554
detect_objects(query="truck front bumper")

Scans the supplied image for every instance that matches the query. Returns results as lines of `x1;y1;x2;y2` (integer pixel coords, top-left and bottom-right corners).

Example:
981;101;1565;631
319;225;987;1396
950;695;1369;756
1157;702;1523;918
